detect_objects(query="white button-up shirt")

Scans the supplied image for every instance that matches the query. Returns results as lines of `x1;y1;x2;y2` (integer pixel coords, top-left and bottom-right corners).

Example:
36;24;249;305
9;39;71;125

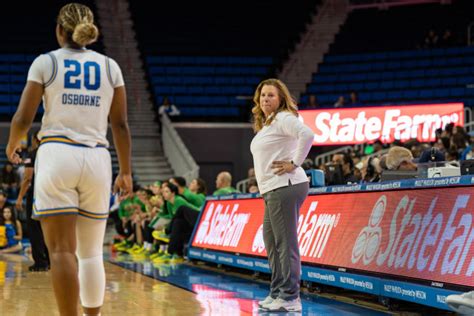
250;111;314;194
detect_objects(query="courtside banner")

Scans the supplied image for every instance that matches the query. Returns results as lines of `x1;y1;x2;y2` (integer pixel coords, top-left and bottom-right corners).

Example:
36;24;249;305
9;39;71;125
298;103;464;145
191;187;474;287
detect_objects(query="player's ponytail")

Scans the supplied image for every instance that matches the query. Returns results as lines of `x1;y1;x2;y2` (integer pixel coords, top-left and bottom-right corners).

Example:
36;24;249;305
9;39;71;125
57;3;99;47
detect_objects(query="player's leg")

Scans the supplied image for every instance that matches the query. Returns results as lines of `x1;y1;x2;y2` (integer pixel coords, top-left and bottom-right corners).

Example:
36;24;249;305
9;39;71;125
34;143;82;315
76;216;107;316
40;215;79;316
77;147;112;315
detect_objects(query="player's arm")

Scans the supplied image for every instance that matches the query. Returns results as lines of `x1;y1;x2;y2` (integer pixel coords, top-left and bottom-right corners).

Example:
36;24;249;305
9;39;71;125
14;220;23;240
109;86;132;197
6;82;43;164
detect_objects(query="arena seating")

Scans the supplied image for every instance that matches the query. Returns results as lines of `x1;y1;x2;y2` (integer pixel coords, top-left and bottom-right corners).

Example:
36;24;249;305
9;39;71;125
131;0;321;119
147;55;273;117
300;0;474;108
301;45;474;107
0;1;102;119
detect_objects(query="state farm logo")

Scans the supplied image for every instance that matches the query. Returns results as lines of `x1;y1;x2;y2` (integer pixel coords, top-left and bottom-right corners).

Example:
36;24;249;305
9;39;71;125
351;193;474;278
252;224;265;254
194;202;250;248
352;196;386;264
308;108;462;144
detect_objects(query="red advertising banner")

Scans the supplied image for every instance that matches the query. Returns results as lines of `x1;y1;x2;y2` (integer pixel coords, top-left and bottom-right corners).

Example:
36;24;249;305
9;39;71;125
192;188;474;287
298;103;464;146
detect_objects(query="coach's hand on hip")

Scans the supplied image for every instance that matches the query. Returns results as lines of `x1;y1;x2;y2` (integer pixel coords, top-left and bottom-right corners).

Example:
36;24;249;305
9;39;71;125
272;160;297;175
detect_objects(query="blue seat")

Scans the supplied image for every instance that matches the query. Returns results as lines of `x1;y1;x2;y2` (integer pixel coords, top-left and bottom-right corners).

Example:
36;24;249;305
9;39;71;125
450;88;465;97
410;79;425;88
403;90;418;99
380;81;394;89
419;90;435;99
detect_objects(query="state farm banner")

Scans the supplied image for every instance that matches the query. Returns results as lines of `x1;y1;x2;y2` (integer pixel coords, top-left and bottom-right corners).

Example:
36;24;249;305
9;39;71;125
298;103;464;145
191;187;474;287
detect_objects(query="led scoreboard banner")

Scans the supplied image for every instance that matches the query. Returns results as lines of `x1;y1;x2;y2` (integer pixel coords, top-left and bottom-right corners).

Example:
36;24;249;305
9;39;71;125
189;177;474;311
298;103;464;145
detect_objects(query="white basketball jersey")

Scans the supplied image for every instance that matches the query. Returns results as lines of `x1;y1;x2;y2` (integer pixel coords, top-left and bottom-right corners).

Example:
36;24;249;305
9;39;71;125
27;48;124;147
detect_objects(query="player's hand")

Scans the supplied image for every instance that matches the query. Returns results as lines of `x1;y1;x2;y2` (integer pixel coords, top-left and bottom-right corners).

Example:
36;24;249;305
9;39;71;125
6;142;22;164
15;198;23;211
271;160;297;175
114;173;132;199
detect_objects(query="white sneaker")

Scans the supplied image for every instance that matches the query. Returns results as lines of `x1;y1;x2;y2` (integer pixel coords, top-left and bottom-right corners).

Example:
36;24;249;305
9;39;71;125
261;297;302;312
258;295;275;308
446;291;474;315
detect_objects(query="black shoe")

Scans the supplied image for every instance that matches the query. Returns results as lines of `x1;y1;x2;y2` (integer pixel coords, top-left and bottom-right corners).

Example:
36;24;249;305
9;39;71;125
28;264;49;272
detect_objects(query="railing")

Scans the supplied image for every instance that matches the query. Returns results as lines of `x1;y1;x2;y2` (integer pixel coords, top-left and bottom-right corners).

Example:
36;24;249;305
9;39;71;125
350;0;445;10
236;178;250;194
161;113;199;185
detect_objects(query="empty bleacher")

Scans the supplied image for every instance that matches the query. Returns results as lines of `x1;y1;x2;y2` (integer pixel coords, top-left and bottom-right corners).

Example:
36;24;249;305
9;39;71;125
300;1;474;108
0;1;102;120
146;55;273;117
301;46;474;107
130;0;321;119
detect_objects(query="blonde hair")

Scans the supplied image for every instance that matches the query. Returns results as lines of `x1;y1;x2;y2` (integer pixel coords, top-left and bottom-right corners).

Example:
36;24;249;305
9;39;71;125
386;146;414;170
251;78;298;132
57;3;99;47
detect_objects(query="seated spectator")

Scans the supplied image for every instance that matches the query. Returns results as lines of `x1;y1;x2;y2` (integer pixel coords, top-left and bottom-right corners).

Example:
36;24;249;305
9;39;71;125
0;190;10;211
334;95;345;108
439;29;455;47
361;156;382;183
443;122;455;138
418;147;446;163
385;146;417;171
424;29;439;48
332;153;360;184
247;167;255;179
247;177;259;193
152;183;201;264
188;178;208;206
213;171;240;196
373;139;384;154
306;94;319;109
447;149;460;162
158;96;180;117
434;136;451;155
0;163;19;199
170;176;204;208
451;133;469;159
349;91;361;106
0;206;23;254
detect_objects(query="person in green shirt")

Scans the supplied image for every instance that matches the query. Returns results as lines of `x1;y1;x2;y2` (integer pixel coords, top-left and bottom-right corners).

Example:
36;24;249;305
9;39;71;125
170;176;204;208
118;195;147;222
213;171;240;196
188;178;207;206
163;183;200;216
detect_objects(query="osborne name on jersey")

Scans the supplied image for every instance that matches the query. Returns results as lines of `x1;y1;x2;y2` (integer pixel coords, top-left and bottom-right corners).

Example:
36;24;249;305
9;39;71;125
62;93;101;107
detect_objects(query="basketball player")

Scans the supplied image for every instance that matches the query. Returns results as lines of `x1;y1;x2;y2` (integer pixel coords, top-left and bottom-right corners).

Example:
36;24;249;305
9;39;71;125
6;3;132;316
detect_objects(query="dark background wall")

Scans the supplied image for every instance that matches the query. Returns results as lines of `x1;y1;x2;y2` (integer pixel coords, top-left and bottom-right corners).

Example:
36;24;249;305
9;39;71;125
175;124;255;193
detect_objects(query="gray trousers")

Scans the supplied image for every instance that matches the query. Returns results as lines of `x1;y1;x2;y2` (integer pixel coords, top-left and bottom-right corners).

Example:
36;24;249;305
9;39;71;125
262;181;309;300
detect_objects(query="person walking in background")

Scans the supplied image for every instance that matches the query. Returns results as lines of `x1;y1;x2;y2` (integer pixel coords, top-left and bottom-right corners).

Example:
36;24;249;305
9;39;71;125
6;3;132;316
15;131;50;271
250;78;314;312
